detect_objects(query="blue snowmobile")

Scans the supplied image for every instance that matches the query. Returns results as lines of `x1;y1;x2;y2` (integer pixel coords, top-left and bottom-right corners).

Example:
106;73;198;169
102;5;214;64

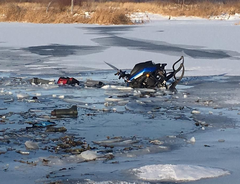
105;56;184;90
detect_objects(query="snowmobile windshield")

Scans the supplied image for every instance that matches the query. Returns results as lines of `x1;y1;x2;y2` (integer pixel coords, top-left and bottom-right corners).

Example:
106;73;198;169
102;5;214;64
129;61;156;80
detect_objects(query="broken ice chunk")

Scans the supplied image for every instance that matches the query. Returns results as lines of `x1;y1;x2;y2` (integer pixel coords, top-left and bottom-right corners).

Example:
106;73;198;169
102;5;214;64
25;141;39;150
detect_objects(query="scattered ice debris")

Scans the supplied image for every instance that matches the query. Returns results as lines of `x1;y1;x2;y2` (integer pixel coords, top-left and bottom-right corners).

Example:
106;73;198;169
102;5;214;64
93;137;123;145
118;100;129;106
105;97;123;102
25;141;39;150
0;89;13;95
29;77;54;85
200;121;207;126
133;90;141;97
49;135;86;154
117;144;169;158
191;110;201;114
41;151;113;166
112;108;117;112
204;100;213;106
14;159;37;166
136;100;146;104
17;93;29;99
101;85;109;89
184;94;188;98
149;140;164;145
4;98;14;103
26;98;37;103
41;84;59;90
138;88;156;93
35;93;41;96
40;156;79;166
0;71;238;182
188;137;196;143
132;164;230;181
167;135;176;138
102;85;132;91
158;146;169;150
104;102;111;106
195;120;209;127
85;79;104;88
16;150;30;155
58;95;64;99
80;150;98;161
93;137;139;147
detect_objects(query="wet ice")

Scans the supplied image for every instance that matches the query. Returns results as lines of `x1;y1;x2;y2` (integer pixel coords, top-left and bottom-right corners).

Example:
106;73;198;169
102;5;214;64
1;63;239;183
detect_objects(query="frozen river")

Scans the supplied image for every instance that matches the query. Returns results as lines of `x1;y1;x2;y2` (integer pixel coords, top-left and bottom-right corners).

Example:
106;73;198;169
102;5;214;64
0;17;240;184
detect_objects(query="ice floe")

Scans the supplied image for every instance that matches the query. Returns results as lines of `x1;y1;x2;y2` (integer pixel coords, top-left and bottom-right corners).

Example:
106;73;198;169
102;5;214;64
132;164;230;182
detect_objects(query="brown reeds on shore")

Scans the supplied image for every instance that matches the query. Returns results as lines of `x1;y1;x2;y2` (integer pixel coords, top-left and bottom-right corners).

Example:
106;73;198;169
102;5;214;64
0;1;239;24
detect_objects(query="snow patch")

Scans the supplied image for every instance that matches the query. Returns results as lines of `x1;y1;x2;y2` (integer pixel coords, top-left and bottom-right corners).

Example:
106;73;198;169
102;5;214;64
133;164;229;182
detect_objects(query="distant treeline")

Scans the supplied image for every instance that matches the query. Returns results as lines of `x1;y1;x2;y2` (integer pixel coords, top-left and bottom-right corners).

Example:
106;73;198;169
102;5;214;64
0;0;239;24
0;0;239;5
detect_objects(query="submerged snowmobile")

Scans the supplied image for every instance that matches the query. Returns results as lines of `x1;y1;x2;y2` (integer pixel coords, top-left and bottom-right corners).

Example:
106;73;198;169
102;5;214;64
105;56;185;90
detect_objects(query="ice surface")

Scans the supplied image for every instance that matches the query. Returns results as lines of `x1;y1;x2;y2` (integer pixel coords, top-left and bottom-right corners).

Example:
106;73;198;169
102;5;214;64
0;16;240;76
0;15;240;184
